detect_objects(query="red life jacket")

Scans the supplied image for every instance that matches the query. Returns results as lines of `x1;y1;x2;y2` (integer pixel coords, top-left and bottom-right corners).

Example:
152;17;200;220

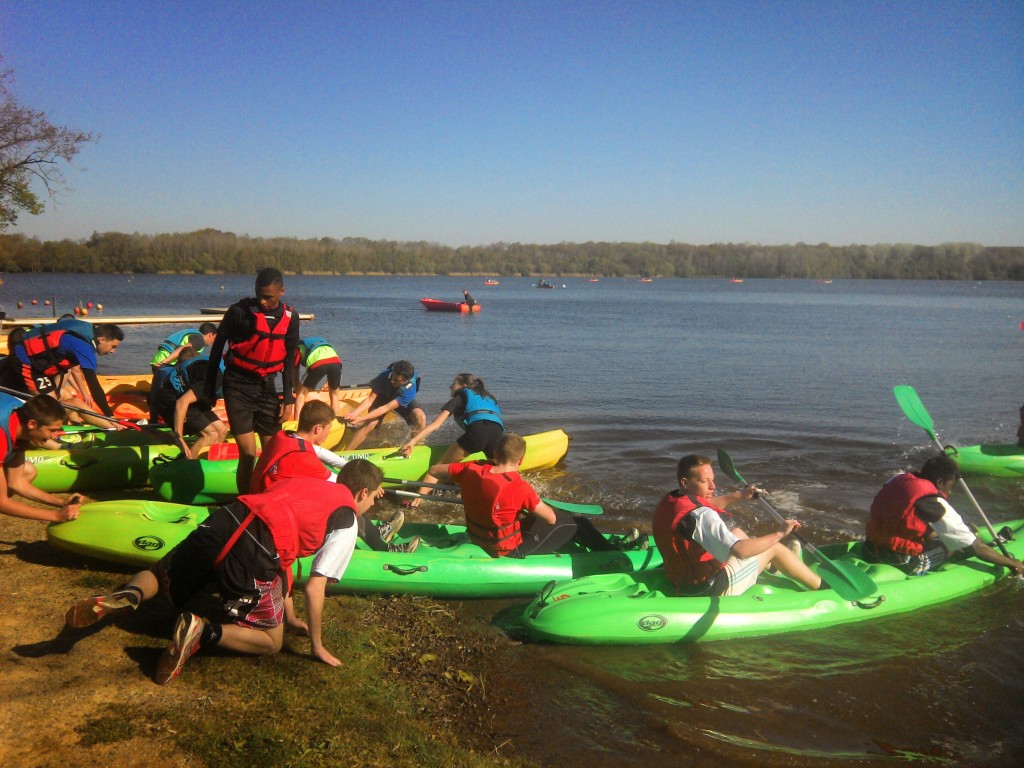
458;462;526;556
22;328;74;376
229;300;294;376
651;492;731;590
250;431;330;493
236;478;355;589
866;473;939;555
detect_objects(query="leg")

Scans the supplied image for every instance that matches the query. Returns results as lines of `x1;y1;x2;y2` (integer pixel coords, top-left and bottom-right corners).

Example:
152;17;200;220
760;543;821;590
65;569;159;628
233;431;260;495
342;417;380;450
190;419;228;457
516;508;581;556
217;623;284;655
407;442;467;508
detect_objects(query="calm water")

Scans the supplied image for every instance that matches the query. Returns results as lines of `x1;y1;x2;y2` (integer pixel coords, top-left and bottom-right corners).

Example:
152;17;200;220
3;272;1023;765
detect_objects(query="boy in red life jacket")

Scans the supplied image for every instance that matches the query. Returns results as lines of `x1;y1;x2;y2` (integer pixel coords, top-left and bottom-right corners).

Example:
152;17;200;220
864;454;1024;576
430;433;641;557
651;454;822;596
253;400;416;553
0;393;83;522
201;268;300;495
64;460;384;682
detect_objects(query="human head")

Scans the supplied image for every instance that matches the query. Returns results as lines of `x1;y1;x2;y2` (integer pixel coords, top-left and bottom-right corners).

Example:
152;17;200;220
335;459;384;515
6;326;26;350
450;373;490;398
254;268;285;311
676;454;715;498
296;399;335;441
93;323;124;356
388;360;415;385
198;322;219;346
919;454;959;491
16;395;66;447
184;332;204;351
494;433;527;465
177;346;199;365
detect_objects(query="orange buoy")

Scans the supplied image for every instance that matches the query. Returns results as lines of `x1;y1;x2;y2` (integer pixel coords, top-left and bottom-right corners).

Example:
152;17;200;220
31;299;38;305
97;303;103;311
44;299;50;305
17;301;23;309
86;301;94;309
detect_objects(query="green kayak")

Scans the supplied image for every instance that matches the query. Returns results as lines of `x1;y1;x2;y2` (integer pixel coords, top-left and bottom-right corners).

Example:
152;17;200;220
46;498;662;598
945;443;1024;477
148;428;570;503
25;444;183;493
520;519;1024;645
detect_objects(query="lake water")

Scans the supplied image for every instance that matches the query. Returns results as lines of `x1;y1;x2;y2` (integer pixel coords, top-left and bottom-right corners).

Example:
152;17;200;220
2;272;1022;765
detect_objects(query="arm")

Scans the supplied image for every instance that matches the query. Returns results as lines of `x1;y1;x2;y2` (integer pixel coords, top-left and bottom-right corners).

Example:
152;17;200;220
529;499;557;525
304;575;341;666
82;367;115;418
428;462;453;481
729;519;800;559
202;312;233;404
1;462;80;522
401;408;452;455
174;390;198;458
712;485;758;509
346;398;398;425
969;539;1024;575
311;443;348;471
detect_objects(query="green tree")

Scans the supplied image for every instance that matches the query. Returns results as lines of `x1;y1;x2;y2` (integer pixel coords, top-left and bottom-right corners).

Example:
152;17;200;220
0;58;96;230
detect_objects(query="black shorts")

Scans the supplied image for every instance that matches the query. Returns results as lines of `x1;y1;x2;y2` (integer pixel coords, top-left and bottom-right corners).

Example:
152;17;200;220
456;420;504;458
223;368;281;437
301;362;342;391
151;504;282;627
153;391;221;434
368;392;422;425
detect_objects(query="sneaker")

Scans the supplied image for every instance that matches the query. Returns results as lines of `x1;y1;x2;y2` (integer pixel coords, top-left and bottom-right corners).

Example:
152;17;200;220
377;511;405;544
153;612;204;685
389;535;420;553
65;587;142;629
616;528;647;551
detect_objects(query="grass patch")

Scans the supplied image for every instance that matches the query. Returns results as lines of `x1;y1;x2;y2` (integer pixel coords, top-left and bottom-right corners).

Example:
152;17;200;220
79;592;535;767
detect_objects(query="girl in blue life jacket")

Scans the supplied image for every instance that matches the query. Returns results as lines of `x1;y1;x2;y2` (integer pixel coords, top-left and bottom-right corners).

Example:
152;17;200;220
399;373;504;507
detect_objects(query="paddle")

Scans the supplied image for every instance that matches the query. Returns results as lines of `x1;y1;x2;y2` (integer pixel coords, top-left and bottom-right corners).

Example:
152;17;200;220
0;384;189;454
716;449;879;600
382;478;604;515
893;385;1011;557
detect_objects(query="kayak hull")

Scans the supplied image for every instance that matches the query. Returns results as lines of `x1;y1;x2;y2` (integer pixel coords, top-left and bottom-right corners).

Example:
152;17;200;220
520;519;1024;645
26;444;183;493
947;443;1024;477
149;429;570;504
420;298;481;313
47;500;661;598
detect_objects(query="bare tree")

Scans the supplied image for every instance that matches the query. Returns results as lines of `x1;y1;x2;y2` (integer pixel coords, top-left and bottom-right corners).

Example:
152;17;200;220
0;57;96;230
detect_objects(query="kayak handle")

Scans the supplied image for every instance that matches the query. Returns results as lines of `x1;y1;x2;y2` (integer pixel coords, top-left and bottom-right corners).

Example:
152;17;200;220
853;595;886;610
383;564;427;576
60;458;98;471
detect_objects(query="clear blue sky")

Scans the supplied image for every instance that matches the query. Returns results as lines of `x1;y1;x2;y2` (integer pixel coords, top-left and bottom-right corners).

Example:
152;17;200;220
2;0;1022;246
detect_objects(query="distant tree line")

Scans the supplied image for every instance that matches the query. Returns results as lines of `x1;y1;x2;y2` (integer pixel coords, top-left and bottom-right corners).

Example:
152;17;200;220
0;229;1021;280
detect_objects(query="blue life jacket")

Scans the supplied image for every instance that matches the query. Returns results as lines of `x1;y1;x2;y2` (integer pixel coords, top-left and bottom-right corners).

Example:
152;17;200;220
157;329;201;356
454;389;503;429
0;394;22;463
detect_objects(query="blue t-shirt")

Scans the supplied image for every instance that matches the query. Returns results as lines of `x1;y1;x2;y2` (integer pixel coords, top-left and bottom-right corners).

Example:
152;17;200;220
370;368;418;408
15;331;98;372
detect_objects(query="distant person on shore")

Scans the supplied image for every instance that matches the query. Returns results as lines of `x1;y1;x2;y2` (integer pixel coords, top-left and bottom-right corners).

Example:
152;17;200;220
64;461;386;680
148;347;227;459
149;323;218;372
463;289;475;309
2;318;124;429
342;360;426;451
399;373;504;508
293;336;344;417
202;268;300;495
863;454;1024;576
429;432;644;557
0;393;83;523
651;454;823;596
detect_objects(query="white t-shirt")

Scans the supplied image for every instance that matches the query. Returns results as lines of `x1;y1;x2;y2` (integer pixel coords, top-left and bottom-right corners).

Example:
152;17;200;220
311;520;359;581
688;505;740;563
930;498;977;552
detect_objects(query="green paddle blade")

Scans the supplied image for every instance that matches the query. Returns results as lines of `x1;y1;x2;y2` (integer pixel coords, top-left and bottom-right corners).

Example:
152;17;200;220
893;385;938;442
544;498;603;516
717;449;879;601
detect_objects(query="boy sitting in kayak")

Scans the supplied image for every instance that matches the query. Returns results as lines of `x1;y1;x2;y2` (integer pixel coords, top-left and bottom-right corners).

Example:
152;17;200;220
429;432;645;557
252;400;417;553
652;454;822;596
64;460;385;680
864;454;1024;576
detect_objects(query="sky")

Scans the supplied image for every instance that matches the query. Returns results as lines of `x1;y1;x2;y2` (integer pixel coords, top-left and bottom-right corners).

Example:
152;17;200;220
1;0;1022;247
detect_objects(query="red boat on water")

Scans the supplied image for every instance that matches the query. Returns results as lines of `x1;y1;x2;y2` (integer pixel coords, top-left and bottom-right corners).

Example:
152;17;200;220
420;298;481;313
